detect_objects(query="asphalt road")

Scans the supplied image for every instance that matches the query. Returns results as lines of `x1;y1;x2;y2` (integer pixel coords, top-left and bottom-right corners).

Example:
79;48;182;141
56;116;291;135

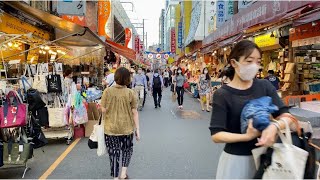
0;88;224;179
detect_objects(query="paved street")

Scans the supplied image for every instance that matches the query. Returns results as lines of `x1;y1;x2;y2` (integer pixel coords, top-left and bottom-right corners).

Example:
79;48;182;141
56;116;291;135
0;88;224;179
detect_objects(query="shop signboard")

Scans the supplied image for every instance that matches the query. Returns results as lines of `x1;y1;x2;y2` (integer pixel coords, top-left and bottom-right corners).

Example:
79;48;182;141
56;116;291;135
164;54;170;60
134;35;140;54
57;0;86;16
125;28;133;49
225;0;234;21
206;0;216;34
98;0;113;39
147;54;153;60
216;0;225;28
203;1;315;46
254;32;279;48
178;22;183;48
238;0;257;11
156;54;161;60
61;15;86;26
289;20;320;42
0;13;50;40
171;28;176;54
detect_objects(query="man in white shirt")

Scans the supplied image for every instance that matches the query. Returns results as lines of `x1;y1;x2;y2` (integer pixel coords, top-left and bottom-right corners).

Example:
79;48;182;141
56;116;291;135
102;68;115;88
163;69;170;87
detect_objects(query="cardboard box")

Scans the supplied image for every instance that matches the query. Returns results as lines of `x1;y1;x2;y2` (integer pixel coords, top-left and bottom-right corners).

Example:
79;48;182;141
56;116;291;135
284;63;295;73
283;73;295;82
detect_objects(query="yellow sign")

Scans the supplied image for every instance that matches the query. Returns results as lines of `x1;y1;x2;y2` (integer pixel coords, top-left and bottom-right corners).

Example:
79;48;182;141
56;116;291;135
254;32;279;48
0;12;50;40
168;57;175;64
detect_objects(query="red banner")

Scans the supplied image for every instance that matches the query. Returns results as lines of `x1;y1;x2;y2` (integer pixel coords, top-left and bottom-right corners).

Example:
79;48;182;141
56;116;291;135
125;28;132;48
171;28;176;53
134;35;140;54
289;20;320;41
98;0;112;38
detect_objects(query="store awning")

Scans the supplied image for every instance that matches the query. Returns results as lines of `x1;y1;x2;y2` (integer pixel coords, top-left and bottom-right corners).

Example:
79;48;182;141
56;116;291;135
281;4;313;20
4;1;136;61
293;10;320;27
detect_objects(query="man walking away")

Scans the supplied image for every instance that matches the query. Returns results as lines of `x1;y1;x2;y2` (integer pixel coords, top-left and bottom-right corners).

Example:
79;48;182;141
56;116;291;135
168;68;173;86
150;69;164;108
132;68;148;111
265;70;280;90
163;69;169;88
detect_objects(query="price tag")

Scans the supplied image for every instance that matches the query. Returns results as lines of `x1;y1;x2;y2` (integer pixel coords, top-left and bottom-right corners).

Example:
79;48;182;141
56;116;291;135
19;145;24;152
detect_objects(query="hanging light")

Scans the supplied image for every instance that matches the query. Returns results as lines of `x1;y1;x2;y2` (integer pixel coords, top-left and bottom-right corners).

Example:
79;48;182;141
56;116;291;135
40;45;44;49
57;49;62;53
44;46;50;50
214;50;217;53
39;50;43;53
42;51;46;54
48;50;53;54
14;43;19;48
270;31;275;37
8;42;13;47
224;47;227;51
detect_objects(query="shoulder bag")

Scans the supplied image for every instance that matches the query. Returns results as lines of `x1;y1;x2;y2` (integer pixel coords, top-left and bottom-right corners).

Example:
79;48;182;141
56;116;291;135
47;64;62;93
19;64;33;91
88;114;102;149
32;64;48;93
73;92;88;125
48;96;66;127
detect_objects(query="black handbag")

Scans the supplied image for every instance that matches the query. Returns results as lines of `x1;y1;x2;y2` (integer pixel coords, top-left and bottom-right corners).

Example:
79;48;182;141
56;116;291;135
27;113;48;149
32;106;49;127
27;88;46;111
88;114;102;149
47;66;62;93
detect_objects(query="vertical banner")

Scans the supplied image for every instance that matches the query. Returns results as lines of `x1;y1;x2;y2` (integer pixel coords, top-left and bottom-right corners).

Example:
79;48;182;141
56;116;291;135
171;28;176;54
216;0;225;28
125;28;132;48
178;22;183;48
98;0;113;39
225;0;234;21
134;35;140;55
206;0;217;34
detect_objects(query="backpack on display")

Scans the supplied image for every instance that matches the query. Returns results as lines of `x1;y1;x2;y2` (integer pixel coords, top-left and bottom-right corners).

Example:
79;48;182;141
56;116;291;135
153;76;161;89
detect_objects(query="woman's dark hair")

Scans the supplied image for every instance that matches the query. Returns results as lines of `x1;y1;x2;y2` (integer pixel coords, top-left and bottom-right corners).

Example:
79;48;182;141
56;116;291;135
114;67;131;86
64;68;72;78
176;67;184;76
104;68;110;75
223;40;262;80
202;68;211;80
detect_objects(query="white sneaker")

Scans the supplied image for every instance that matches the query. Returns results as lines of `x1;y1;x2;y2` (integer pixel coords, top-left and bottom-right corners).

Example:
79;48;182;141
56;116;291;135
180;106;183;109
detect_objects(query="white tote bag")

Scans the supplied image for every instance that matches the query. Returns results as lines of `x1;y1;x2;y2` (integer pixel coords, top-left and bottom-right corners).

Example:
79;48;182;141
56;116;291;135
97;114;106;156
32;64;48;93
48;96;66;127
19;64;33;90
252;120;309;179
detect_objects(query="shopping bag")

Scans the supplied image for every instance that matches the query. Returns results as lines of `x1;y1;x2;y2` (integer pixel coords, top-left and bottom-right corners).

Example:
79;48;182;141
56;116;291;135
0;91;28;128
183;82;190;89
19;64;33;91
32;64;48;93
3;142;31;165
172;93;177;102
47;74;62;93
252;120;309;179
97;115;106;156
48;96;66;127
73;93;88;125
88;114;102;149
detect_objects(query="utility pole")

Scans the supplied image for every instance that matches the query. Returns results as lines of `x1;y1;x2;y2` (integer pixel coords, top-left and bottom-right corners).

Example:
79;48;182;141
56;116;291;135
142;19;145;48
146;32;148;49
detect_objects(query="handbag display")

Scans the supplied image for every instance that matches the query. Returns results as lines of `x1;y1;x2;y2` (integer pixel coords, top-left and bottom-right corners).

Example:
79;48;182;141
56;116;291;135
27;88;46;111
32;64;48;93
19;64;33;91
48;96;66;127
3;142;31;165
252;120;309;179
0;91;28;128
27;113;48;149
73;93;88;125
32;106;49;127
47;65;62;93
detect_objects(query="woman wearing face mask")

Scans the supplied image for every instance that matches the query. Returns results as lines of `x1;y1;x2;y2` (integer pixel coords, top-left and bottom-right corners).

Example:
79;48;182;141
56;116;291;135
210;40;296;179
198;68;211;112
174;67;187;109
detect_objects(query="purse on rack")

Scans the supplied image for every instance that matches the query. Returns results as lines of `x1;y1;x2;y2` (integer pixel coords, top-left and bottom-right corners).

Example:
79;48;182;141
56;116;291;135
73;93;88;125
32;64;48;93
32;106;49;127
19;64;33;91
3;141;31;165
27;113;48;149
48;96;66;127
27;88;46;111
47;64;62;93
0;91;28;128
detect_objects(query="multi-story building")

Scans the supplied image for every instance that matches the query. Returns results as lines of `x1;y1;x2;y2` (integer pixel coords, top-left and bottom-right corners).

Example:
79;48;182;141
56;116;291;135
163;1;179;52
159;9;165;51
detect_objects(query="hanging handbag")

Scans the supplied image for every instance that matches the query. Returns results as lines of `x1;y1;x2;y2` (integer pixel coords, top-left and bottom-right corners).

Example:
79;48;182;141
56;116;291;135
252;120;309;179
32;64;48;93
97;114;106;156
19;64;33;91
27;88;46;111
3;141;31;165
32;106;49;127
27;113;48;149
48;96;66;127
73;93;88;125
88;114;102;149
47;65;62;93
0;91;28;128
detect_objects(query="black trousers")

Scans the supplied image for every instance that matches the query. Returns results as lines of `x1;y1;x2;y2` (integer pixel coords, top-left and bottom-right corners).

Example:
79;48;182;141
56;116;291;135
152;88;162;106
164;77;169;87
176;86;184;106
105;134;134;178
142;88;147;107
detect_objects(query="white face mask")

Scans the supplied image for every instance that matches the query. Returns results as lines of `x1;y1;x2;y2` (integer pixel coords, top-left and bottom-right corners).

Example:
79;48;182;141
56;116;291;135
178;70;182;74
204;70;208;74
234;61;260;81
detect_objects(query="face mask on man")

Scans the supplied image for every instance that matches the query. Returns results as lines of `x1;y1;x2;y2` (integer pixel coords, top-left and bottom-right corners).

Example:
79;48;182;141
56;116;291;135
204;70;208;74
178;70;182;74
234;60;260;81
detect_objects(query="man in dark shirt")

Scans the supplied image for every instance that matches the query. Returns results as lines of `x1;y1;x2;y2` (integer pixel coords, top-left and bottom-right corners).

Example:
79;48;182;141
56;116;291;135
264;70;280;90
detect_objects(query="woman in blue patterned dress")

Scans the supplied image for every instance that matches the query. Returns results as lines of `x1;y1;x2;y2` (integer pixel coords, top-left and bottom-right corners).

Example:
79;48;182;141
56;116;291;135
198;67;212;112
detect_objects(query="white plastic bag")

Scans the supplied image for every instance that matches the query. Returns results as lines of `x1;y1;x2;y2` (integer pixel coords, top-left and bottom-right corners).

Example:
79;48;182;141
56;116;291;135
97;115;106;156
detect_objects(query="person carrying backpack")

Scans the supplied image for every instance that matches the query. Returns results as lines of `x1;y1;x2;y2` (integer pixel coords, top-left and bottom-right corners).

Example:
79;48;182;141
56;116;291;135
150;69;164;108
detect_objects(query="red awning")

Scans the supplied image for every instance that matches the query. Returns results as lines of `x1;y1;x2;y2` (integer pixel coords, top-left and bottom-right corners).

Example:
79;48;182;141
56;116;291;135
281;4;313;20
105;40;136;61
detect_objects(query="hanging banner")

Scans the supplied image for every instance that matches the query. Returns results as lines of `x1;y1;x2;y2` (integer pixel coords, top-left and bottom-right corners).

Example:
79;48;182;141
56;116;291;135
178;22;183;48
57;0;86;16
61;15;86;26
206;0;216;34
216;0;225;28
125;28;132;48
98;0;113;39
225;0;234;21
134;35;140;54
171;28;176;54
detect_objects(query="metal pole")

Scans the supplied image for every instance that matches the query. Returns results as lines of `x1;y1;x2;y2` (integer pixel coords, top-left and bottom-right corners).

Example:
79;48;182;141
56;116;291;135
146;32;148;50
142;19;145;48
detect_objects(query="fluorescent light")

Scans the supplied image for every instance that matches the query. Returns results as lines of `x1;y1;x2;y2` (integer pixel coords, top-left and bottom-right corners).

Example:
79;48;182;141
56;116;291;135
44;46;50;50
57;50;62;53
8;42;13;47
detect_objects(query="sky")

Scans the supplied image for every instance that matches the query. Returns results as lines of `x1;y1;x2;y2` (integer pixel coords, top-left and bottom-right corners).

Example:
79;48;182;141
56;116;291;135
121;0;166;48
